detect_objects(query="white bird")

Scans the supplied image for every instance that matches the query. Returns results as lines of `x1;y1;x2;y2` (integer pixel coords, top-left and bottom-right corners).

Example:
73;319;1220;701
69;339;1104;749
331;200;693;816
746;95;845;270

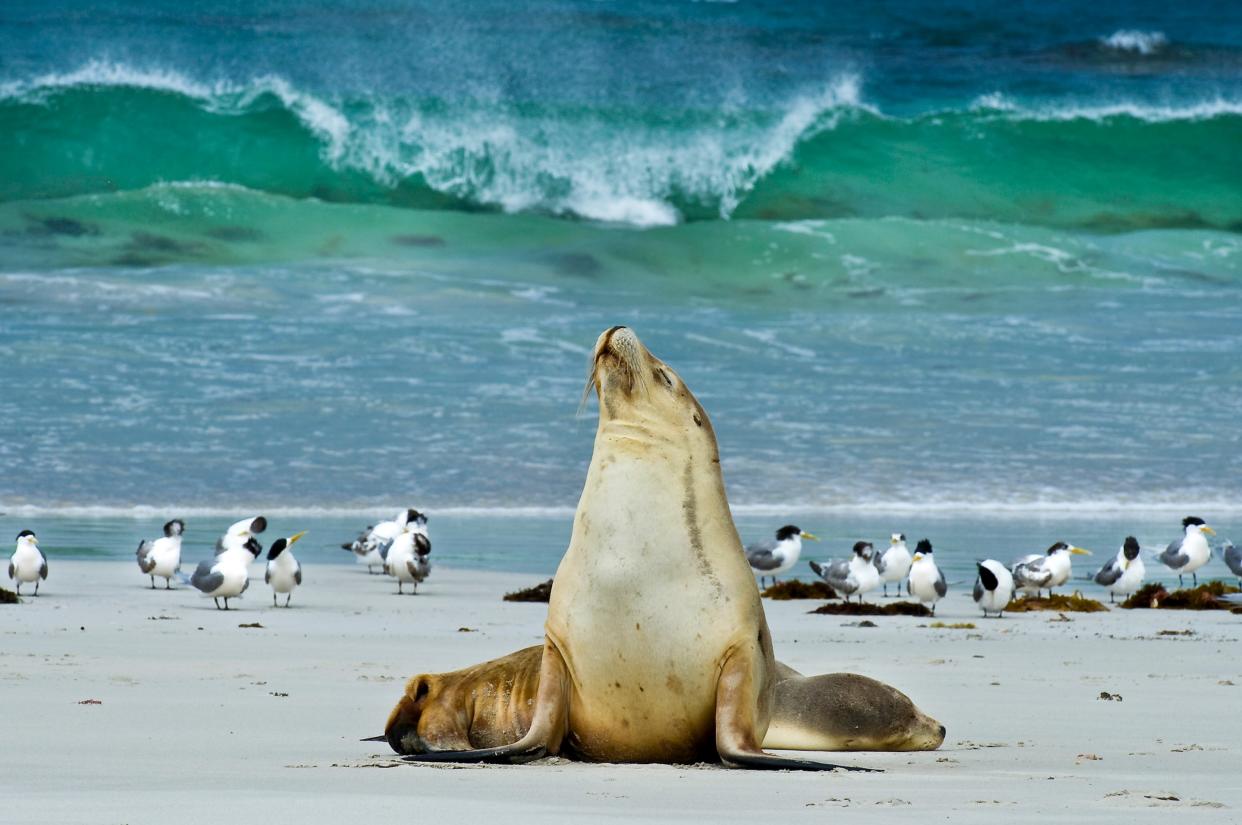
265;531;306;608
745;525;818;588
1011;541;1091;598
9;530;48;597
906;538;947;614
973;559;1014;618
136;519;184;589
1093;536;1145;604
1158;516;1215;587
384;529;432;595
191;539;260;610
214;516;267;565
343;508;427;574
809;541;881;603
873;532;913;597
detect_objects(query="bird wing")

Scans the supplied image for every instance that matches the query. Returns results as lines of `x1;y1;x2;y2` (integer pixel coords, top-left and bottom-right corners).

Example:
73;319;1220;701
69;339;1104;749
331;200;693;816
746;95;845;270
377;537;396;561
264;562;272;584
7;561;13;580
972;578;984;602
190;560;222;594
1094;557;1122;587
294;560;302;586
1159;537;1187;569
873;551;887;575
934;569;948;597
746;541;781;572
810;559;853;592
1224;543;1242;575
213;535;227;555
137;541;156;573
1012;557;1051;587
38;549;47;580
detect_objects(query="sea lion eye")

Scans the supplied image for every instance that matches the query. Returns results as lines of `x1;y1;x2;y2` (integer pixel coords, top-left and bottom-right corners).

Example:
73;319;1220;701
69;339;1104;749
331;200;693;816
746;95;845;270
692;413;703;427
656;369;673;388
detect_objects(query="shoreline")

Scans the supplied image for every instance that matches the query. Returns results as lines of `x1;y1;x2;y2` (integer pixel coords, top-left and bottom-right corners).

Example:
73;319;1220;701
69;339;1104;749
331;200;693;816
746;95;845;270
3;561;1238;823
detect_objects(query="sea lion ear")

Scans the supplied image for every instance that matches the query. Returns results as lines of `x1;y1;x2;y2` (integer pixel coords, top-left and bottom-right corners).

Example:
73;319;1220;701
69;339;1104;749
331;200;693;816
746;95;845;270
412;677;431;702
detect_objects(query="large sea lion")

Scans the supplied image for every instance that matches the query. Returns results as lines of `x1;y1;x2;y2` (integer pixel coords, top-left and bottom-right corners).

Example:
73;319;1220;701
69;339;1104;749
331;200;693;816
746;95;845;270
392;326;869;770
384;647;945;755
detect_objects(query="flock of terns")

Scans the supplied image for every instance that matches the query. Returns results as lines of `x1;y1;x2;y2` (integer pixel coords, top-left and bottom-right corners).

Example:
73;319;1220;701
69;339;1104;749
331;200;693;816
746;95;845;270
7;513;1238;616
6;508;433;607
745;516;1237;617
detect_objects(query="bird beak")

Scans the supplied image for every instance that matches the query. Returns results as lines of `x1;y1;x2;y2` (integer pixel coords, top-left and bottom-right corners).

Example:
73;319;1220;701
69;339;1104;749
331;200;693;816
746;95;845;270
1070;546;1091;556
240;530;250;538
1201;526;1216;536
288;531;308;546
912;553;923;562
1121;559;1129;570
801;532;819;541
30;536;38;545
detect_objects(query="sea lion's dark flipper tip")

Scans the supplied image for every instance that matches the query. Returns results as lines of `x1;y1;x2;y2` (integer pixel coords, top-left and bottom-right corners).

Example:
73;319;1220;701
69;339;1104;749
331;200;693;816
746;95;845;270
360;734;388;742
722;752;880;772
400;746;548;765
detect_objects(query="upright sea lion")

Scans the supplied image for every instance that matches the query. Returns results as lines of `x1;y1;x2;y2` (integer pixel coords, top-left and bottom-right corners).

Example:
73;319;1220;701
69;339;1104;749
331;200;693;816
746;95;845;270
391;326;867;770
385;647;945;755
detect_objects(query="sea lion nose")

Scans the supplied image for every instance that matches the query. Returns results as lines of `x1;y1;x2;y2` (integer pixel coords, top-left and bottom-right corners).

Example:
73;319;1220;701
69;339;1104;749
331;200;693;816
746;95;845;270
938;724;946;740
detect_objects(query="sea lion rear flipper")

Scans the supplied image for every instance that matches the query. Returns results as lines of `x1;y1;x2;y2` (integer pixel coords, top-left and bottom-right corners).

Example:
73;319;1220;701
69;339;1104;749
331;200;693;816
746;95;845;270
714;645;878;773
398;640;568;765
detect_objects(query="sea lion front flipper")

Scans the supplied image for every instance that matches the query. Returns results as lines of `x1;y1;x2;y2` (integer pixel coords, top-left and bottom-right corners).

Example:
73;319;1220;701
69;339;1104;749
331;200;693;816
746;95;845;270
714;645;877;773
399;640;568;765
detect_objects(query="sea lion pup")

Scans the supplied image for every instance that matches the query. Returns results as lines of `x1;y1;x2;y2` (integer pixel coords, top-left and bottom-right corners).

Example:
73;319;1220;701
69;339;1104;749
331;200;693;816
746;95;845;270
392;326;869;771
384;648;945;755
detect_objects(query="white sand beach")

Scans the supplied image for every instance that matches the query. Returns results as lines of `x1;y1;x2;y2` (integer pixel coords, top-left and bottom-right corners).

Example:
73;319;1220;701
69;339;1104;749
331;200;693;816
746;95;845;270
3;561;1239;823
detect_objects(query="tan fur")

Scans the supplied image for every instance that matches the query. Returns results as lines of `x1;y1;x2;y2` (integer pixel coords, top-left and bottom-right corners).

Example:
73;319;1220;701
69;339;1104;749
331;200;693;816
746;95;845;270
386;646;944;754
387;328;880;769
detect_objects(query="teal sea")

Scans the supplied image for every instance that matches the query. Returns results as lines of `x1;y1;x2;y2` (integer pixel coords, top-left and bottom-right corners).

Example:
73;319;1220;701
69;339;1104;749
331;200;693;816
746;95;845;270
1;2;1239;580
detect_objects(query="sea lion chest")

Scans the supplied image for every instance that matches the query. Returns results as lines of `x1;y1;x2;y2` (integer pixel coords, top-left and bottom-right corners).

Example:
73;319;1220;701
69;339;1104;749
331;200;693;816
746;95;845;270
546;448;760;762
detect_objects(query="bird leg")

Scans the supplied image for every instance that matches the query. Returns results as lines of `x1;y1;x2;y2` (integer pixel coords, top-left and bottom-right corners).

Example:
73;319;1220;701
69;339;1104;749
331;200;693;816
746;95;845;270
397;582;404;595
33;582;39;596
284;594;291;608
273;593;277;607
150;576;156;589
213;597;221;609
165;579;171;590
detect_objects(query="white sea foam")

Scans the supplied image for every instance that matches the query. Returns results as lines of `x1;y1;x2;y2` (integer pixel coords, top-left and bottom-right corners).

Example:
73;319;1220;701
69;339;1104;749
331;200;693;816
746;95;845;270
968;91;1242;123
1100;30;1168;55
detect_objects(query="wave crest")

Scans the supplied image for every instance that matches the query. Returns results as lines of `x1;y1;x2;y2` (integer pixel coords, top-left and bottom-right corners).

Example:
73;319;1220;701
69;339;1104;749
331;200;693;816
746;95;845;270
1100;30;1168;55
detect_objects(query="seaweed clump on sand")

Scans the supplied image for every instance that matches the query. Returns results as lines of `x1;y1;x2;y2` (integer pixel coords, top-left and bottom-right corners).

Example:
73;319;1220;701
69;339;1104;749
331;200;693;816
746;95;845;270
761;580;837;600
0;586;17;604
503;579;554;603
810;601;932;617
1120;581;1241;610
1005;592;1108;613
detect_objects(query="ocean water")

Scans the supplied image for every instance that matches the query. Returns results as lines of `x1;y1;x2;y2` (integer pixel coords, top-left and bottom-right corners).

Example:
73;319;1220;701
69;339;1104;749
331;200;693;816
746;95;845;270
1;2;1240;575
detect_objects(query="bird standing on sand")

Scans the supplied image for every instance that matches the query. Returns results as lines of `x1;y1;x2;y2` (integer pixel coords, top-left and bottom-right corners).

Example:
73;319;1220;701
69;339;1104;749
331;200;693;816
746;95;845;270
1158;516;1215;587
265;531;306;607
1093;536;1145;604
385;529;432;595
215;516;267;564
809;541;880;603
746;525;818;588
9;530;48;597
343;508;427;574
973;560;1014;618
874;533;913;597
136;519;184;589
906;539;947;614
1011;542;1091;598
1222;541;1241;587
191;539;260;609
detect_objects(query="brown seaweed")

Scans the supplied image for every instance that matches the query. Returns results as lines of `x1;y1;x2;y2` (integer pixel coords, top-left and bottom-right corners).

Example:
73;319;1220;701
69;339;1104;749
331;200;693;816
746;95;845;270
809;601;932;617
1005;592;1108;613
760;580;838;600
1120;581;1241;610
503;579;554;603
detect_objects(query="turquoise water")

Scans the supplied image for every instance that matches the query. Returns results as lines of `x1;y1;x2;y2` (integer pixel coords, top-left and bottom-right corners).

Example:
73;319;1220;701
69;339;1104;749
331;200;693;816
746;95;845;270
1;2;1240;563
